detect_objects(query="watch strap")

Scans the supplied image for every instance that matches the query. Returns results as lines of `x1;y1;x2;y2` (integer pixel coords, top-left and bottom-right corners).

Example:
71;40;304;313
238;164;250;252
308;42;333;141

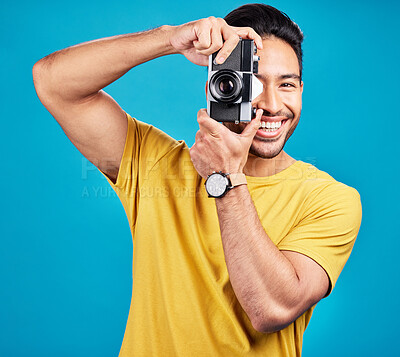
228;173;247;187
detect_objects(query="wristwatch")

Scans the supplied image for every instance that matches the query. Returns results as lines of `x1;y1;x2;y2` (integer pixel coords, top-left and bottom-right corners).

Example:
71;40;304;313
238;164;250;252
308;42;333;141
204;172;247;198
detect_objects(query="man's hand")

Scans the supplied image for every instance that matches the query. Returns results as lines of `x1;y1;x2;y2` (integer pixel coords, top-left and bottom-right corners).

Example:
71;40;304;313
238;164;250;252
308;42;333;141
168;17;263;66
189;108;263;178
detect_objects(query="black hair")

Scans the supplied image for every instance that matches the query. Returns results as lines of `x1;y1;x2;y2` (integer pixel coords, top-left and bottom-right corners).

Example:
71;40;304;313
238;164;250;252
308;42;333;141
224;3;304;79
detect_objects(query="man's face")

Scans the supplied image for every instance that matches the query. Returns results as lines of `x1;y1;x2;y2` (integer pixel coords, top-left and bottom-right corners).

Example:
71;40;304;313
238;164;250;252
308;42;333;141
225;36;303;159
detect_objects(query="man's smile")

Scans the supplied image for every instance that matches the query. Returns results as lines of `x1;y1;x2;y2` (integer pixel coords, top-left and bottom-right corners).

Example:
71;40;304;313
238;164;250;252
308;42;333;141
256;117;290;138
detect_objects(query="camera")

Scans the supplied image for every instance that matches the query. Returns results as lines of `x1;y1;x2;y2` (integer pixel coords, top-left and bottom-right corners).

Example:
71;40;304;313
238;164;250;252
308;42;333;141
207;39;263;123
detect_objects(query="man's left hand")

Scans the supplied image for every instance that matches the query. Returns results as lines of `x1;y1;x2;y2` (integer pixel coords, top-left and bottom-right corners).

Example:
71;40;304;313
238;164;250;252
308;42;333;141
189;108;262;179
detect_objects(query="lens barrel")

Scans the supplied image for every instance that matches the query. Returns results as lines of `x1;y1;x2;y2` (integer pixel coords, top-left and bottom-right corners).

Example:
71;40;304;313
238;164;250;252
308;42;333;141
209;70;243;103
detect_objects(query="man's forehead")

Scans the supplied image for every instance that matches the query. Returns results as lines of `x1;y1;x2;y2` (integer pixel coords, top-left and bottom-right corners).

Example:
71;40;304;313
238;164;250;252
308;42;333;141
258;37;300;73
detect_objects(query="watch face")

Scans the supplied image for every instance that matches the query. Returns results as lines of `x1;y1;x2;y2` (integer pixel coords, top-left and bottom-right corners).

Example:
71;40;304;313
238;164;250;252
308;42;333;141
205;173;229;197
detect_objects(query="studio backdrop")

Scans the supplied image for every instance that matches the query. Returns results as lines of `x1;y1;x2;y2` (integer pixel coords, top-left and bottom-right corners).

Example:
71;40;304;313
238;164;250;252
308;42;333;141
1;0;399;356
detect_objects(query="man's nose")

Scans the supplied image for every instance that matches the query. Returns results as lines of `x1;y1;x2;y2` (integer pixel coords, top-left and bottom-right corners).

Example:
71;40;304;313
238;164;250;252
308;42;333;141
253;86;283;115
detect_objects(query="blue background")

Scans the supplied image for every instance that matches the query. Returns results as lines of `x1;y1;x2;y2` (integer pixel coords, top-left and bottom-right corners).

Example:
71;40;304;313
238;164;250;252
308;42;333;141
1;0;399;356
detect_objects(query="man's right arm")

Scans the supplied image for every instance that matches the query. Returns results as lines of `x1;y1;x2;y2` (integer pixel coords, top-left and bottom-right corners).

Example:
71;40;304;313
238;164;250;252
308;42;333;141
32;19;262;182
32;26;177;182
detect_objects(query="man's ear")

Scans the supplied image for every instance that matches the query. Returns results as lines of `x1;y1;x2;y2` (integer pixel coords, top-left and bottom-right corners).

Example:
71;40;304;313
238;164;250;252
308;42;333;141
300;81;304;94
205;81;208;96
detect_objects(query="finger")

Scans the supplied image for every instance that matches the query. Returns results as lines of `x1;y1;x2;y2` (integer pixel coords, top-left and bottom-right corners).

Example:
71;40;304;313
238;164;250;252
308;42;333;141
195;30;224;56
241;109;263;138
189;145;197;163
195;130;203;143
195;19;227;57
233;26;263;50
193;21;212;51
197;109;225;137
215;26;240;64
208;26;224;55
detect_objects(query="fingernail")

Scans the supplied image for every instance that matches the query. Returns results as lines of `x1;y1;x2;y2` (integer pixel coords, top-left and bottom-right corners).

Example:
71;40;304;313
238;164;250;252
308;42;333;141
217;56;225;64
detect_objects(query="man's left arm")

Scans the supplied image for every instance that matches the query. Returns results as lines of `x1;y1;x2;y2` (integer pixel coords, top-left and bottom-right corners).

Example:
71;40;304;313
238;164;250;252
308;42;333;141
190;109;329;333
215;184;329;333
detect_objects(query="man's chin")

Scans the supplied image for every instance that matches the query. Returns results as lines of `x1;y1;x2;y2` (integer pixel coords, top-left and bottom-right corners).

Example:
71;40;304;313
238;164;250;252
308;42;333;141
249;139;285;159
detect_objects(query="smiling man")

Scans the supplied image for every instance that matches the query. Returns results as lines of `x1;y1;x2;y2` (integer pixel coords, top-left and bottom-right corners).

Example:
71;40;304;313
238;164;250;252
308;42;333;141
33;3;362;357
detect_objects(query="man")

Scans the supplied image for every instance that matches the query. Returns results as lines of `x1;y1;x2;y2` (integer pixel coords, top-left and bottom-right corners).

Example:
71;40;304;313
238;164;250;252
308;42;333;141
33;3;362;356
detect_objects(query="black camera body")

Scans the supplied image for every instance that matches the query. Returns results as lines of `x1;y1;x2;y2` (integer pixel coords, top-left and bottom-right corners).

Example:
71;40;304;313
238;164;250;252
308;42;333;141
207;39;262;123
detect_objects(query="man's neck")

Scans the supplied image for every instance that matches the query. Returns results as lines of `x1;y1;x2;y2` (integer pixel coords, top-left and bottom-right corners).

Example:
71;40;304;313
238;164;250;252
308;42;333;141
243;151;297;177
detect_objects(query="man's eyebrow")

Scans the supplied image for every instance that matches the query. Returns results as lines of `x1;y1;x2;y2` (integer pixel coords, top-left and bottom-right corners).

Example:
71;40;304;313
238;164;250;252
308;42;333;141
255;73;301;81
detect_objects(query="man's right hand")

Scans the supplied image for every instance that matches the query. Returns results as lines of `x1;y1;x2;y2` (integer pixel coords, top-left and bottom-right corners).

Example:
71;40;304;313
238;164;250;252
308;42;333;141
168;17;263;66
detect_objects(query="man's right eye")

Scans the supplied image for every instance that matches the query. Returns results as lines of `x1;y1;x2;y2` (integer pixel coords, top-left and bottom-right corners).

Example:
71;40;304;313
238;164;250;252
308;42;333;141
281;83;296;88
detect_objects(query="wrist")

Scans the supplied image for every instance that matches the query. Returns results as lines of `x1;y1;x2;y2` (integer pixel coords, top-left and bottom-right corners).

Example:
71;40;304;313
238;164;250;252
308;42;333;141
216;182;248;203
228;167;244;176
204;171;247;198
219;159;245;176
159;25;179;56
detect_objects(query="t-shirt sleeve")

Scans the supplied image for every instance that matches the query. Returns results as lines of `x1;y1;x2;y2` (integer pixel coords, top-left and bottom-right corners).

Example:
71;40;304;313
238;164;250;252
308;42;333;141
278;183;362;296
100;112;179;200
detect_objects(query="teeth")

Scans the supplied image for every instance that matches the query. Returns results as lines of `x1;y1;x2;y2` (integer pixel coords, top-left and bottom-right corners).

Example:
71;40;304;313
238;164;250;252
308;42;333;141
259;121;282;130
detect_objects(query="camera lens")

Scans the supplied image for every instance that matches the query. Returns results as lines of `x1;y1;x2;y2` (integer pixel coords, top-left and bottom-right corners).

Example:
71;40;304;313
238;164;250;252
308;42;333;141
219;79;235;95
209;70;243;103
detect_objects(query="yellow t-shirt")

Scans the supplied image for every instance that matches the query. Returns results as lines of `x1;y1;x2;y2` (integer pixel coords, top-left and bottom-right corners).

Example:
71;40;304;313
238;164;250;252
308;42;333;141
102;113;362;357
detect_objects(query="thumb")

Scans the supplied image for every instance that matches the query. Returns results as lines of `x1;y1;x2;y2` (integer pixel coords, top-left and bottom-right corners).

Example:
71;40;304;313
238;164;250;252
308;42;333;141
241;109;263;138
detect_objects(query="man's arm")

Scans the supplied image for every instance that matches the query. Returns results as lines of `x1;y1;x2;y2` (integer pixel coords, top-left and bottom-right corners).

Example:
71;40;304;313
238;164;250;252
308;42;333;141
32;18;263;182
190;109;329;333
215;185;329;333
32;27;175;182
